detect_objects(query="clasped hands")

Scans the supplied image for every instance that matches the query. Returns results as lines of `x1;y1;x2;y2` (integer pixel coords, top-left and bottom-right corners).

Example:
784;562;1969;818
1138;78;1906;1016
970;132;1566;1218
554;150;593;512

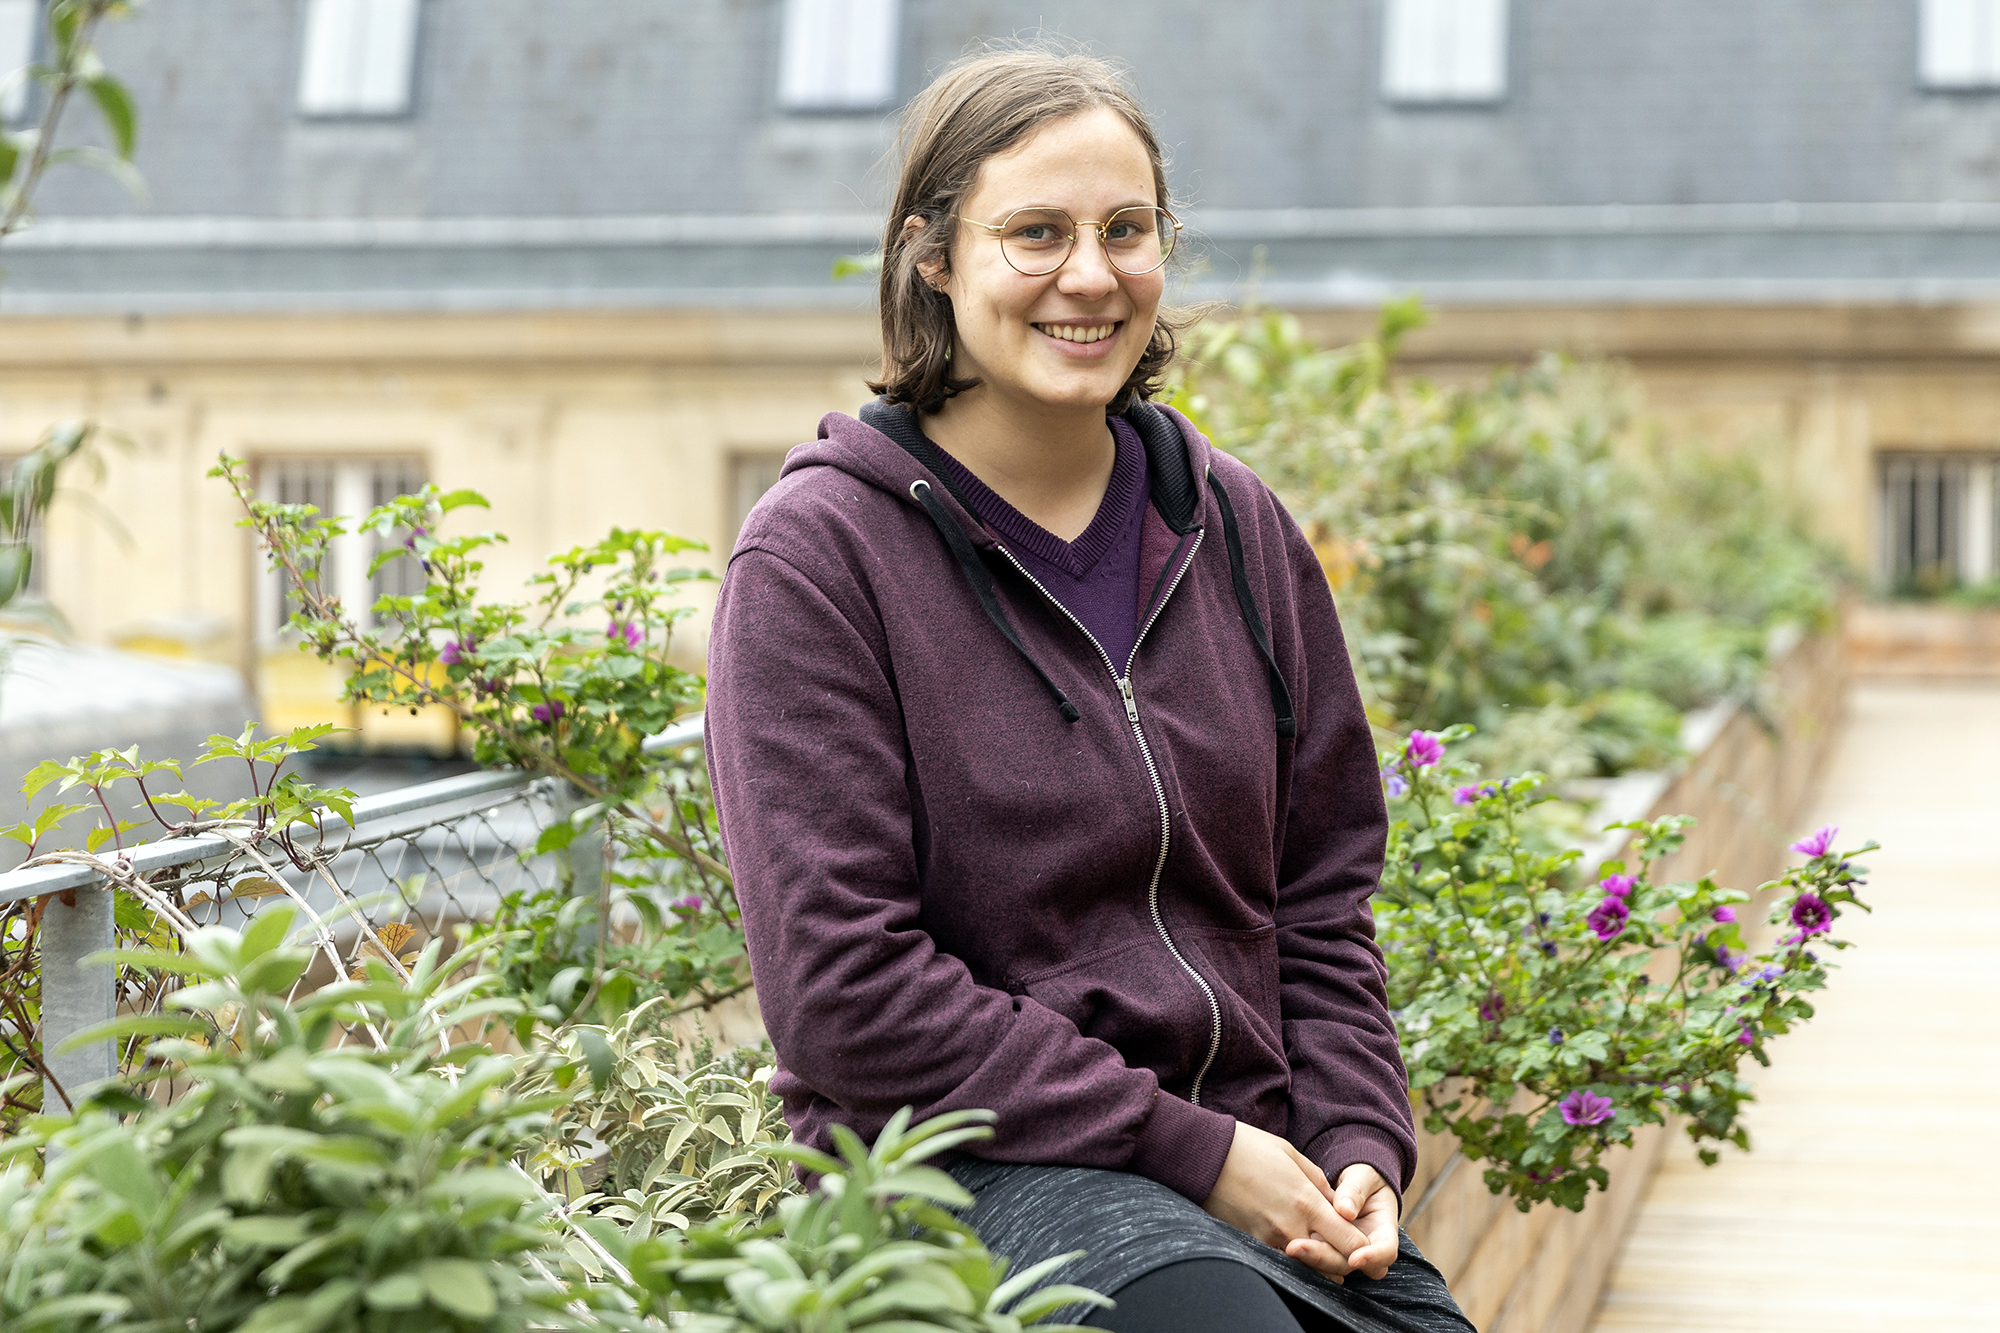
1203;1121;1399;1283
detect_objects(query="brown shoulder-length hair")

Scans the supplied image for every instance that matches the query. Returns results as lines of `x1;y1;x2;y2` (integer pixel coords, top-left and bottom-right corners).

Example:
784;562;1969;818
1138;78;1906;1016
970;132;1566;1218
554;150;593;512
869;47;1196;416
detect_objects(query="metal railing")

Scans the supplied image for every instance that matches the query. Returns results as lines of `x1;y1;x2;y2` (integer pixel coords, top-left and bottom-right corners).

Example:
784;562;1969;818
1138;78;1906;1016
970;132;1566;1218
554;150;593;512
0;713;706;1113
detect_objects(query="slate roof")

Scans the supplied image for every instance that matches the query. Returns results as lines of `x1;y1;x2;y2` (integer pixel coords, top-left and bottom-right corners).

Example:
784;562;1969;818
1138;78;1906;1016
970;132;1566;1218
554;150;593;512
8;0;2000;312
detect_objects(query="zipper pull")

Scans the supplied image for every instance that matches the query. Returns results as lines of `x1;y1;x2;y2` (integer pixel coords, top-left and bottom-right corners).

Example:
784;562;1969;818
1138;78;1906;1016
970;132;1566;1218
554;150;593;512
1119;677;1139;724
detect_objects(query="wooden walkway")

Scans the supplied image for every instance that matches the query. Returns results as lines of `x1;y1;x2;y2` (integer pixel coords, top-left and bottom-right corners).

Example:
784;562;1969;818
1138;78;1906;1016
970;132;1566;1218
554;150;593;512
1591;680;2000;1331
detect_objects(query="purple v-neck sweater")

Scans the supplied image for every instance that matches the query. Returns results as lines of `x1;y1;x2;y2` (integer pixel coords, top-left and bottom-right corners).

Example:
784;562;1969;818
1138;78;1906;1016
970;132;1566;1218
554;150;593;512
929;417;1149;674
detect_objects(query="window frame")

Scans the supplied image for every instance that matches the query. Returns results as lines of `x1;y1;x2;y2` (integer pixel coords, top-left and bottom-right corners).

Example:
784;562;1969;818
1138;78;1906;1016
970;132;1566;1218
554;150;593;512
1379;0;1511;107
0;0;42;127
295;0;424;120
774;0;901;113
254;456;428;644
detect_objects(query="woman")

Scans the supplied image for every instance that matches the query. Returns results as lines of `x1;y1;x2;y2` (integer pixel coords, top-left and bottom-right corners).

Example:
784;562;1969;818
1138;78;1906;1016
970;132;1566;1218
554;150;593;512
705;47;1472;1333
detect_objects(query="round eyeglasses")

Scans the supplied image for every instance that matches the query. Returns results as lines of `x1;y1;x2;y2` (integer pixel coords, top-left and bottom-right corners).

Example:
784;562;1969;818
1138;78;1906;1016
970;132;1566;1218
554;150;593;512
954;205;1182;277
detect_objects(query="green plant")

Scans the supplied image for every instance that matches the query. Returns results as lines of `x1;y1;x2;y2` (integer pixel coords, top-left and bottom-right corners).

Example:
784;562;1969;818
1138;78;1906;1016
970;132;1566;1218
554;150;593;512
0;907;592;1332
1166;304;1845;778
0;725;359;1128
520;999;797;1240
1376;728;1872;1211
580;1109;1109;1332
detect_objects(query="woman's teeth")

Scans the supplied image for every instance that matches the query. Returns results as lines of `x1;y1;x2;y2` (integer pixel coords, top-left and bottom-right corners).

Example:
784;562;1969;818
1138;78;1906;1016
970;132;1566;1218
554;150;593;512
1035;323;1117;344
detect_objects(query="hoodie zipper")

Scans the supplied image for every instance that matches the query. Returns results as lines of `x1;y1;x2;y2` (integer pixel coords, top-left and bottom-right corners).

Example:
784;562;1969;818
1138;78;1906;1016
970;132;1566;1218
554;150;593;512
992;529;1224;1106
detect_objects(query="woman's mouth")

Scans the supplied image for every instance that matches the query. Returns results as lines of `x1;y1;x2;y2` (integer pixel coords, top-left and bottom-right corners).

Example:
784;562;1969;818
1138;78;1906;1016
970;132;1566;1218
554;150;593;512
1033;321;1122;356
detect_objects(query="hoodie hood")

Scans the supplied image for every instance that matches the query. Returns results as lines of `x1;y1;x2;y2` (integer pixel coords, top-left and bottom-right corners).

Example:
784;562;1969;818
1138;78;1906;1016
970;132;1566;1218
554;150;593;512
782;398;1213;543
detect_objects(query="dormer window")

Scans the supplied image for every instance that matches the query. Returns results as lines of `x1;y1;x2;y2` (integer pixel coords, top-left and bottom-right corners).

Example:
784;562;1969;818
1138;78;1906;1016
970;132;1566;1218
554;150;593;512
1921;0;2000;88
1381;0;1509;104
776;0;899;111
297;0;421;117
0;0;39;124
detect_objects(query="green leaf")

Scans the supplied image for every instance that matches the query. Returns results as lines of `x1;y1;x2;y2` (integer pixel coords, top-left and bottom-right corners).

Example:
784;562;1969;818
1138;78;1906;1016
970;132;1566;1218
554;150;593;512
239;903;297;964
418;1257;497;1319
576;1025;615;1093
56;1012;209;1052
16;1295;133;1330
365;1272;426;1310
437;488;489;512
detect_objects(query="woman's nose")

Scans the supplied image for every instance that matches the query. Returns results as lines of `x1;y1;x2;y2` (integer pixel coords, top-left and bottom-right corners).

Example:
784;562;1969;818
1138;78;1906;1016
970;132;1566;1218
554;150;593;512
1057;226;1120;296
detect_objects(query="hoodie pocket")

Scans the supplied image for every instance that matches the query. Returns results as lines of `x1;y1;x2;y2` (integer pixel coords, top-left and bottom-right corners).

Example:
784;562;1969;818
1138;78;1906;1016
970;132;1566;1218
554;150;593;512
1182;923;1283;1049
1010;937;1209;1080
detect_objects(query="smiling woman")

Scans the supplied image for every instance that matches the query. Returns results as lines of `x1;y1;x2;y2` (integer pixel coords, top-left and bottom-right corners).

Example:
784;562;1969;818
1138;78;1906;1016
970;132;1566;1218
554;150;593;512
703;46;1473;1333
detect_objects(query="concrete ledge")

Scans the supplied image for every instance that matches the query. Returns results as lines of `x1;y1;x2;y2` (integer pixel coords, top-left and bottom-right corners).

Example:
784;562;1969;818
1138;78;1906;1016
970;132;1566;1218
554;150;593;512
1846;602;2000;679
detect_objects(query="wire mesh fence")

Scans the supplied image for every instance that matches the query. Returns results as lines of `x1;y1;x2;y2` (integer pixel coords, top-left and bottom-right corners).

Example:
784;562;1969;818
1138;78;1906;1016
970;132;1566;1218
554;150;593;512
0;716;704;1118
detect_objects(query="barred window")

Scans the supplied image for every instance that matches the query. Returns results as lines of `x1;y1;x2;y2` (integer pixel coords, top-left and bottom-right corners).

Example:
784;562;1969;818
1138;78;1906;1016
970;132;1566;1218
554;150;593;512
1878;452;2000;593
257;458;426;637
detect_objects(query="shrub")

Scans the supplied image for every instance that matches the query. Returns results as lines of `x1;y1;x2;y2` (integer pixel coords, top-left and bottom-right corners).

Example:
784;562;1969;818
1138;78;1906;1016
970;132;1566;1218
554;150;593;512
0;908;587;1332
1377;728;1872;1211
580;1109;1109;1332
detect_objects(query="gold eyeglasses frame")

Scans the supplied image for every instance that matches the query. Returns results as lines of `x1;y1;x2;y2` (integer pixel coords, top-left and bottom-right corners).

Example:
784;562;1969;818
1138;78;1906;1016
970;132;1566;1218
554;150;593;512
952;205;1184;277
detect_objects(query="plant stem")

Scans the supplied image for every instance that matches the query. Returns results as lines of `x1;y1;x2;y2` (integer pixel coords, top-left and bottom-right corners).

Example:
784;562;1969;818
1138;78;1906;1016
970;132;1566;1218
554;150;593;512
0;2;107;243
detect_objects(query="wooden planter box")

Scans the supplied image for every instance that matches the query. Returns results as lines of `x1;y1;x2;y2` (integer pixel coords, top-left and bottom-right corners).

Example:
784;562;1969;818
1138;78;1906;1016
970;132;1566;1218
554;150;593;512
1400;628;1847;1330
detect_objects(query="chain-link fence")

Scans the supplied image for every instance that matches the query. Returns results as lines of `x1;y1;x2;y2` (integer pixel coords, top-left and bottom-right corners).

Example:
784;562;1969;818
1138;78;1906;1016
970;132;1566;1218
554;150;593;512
0;716;704;1116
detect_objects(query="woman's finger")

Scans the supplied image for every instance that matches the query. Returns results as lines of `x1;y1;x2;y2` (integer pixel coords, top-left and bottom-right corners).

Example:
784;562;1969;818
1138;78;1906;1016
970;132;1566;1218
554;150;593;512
1284;1234;1350;1283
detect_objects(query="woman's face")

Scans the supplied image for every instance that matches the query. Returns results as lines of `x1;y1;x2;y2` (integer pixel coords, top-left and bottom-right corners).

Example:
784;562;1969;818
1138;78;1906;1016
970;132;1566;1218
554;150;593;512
933;107;1166;417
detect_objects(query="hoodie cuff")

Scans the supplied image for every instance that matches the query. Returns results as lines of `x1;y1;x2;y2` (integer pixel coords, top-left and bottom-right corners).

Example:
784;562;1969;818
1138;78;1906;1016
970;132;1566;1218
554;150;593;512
1307;1124;1412;1209
1128;1091;1237;1204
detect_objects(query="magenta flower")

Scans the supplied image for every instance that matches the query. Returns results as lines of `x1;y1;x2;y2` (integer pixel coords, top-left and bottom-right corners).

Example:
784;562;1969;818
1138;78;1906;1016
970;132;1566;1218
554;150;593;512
1405;730;1444;768
670;894;702;913
439;639;467;666
1479;991;1506;1023
1598;874;1636;899
607;619;643;648
1789;824;1838;858
1737;1024;1755;1046
1559;1089;1615;1127
1586;896;1630;942
531;700;566;724
1714;946;1745;973
1711;906;1736;923
1790;892;1832;936
1453;785;1478;805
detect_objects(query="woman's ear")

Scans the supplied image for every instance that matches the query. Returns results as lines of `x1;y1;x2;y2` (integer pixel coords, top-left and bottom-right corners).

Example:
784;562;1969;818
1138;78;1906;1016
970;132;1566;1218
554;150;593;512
904;214;949;293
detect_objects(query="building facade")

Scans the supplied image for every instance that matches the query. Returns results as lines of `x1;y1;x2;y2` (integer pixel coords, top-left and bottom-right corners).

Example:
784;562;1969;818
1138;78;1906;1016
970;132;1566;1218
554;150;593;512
5;0;2000;729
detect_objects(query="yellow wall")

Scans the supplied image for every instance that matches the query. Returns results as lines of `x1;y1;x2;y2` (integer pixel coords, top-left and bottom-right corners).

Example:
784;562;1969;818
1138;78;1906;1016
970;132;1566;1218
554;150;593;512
5;300;1997;714
0;310;881;720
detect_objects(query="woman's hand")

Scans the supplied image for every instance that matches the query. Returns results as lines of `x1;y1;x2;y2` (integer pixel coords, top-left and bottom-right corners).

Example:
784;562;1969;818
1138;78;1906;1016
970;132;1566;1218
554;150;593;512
1330;1163;1401;1280
1203;1121;1370;1281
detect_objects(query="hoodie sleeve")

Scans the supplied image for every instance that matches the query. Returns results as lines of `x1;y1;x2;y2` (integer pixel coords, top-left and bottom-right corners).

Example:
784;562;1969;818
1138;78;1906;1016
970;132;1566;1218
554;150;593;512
1262;499;1418;1200
705;543;1239;1204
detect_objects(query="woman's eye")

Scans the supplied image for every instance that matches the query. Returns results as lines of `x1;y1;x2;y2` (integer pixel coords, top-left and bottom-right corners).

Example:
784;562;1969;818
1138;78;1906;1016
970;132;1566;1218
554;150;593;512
1015;225;1058;242
1104;222;1142;243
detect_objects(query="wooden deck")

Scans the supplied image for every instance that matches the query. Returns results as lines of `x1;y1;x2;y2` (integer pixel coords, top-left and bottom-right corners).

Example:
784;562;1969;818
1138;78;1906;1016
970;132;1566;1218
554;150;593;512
1590;680;2000;1332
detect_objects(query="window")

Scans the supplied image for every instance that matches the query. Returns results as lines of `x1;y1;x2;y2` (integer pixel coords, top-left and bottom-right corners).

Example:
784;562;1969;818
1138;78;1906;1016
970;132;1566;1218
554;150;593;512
776;0;899;110
257;458;426;638
1878;452;2000;592
1921;0;2000;87
1381;0;1508;103
297;0;421;117
0;0;39;124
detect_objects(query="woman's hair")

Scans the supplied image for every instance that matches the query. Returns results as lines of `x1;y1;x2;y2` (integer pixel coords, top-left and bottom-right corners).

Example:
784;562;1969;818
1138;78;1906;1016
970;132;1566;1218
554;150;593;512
869;46;1194;415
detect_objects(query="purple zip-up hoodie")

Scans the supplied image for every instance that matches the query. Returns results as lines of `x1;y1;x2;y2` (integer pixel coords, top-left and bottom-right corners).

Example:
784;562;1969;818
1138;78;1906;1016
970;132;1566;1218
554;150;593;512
704;400;1414;1207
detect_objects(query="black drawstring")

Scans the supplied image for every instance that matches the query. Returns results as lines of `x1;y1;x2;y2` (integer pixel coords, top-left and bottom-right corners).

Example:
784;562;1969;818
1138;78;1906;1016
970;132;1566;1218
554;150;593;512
908;480;1081;724
1207;472;1298;739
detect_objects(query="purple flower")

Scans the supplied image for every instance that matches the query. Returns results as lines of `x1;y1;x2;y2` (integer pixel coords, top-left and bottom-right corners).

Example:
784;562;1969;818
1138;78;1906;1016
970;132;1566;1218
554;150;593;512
531;700;566;724
1714;946;1745;974
1790;892;1832;937
1381;766;1408;798
1453;785;1479;806
1540;940;1558;957
1547;1027;1564;1044
1586;895;1630;942
439;639;466;666
607;619;643;648
1559;1089;1615;1127
1479;991;1506;1023
1405;731;1444;768
1598;874;1636;899
670;894;702;913
1789;824;1838;858
402;525;428;551
1711;905;1736;923
1737;1024;1755;1046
